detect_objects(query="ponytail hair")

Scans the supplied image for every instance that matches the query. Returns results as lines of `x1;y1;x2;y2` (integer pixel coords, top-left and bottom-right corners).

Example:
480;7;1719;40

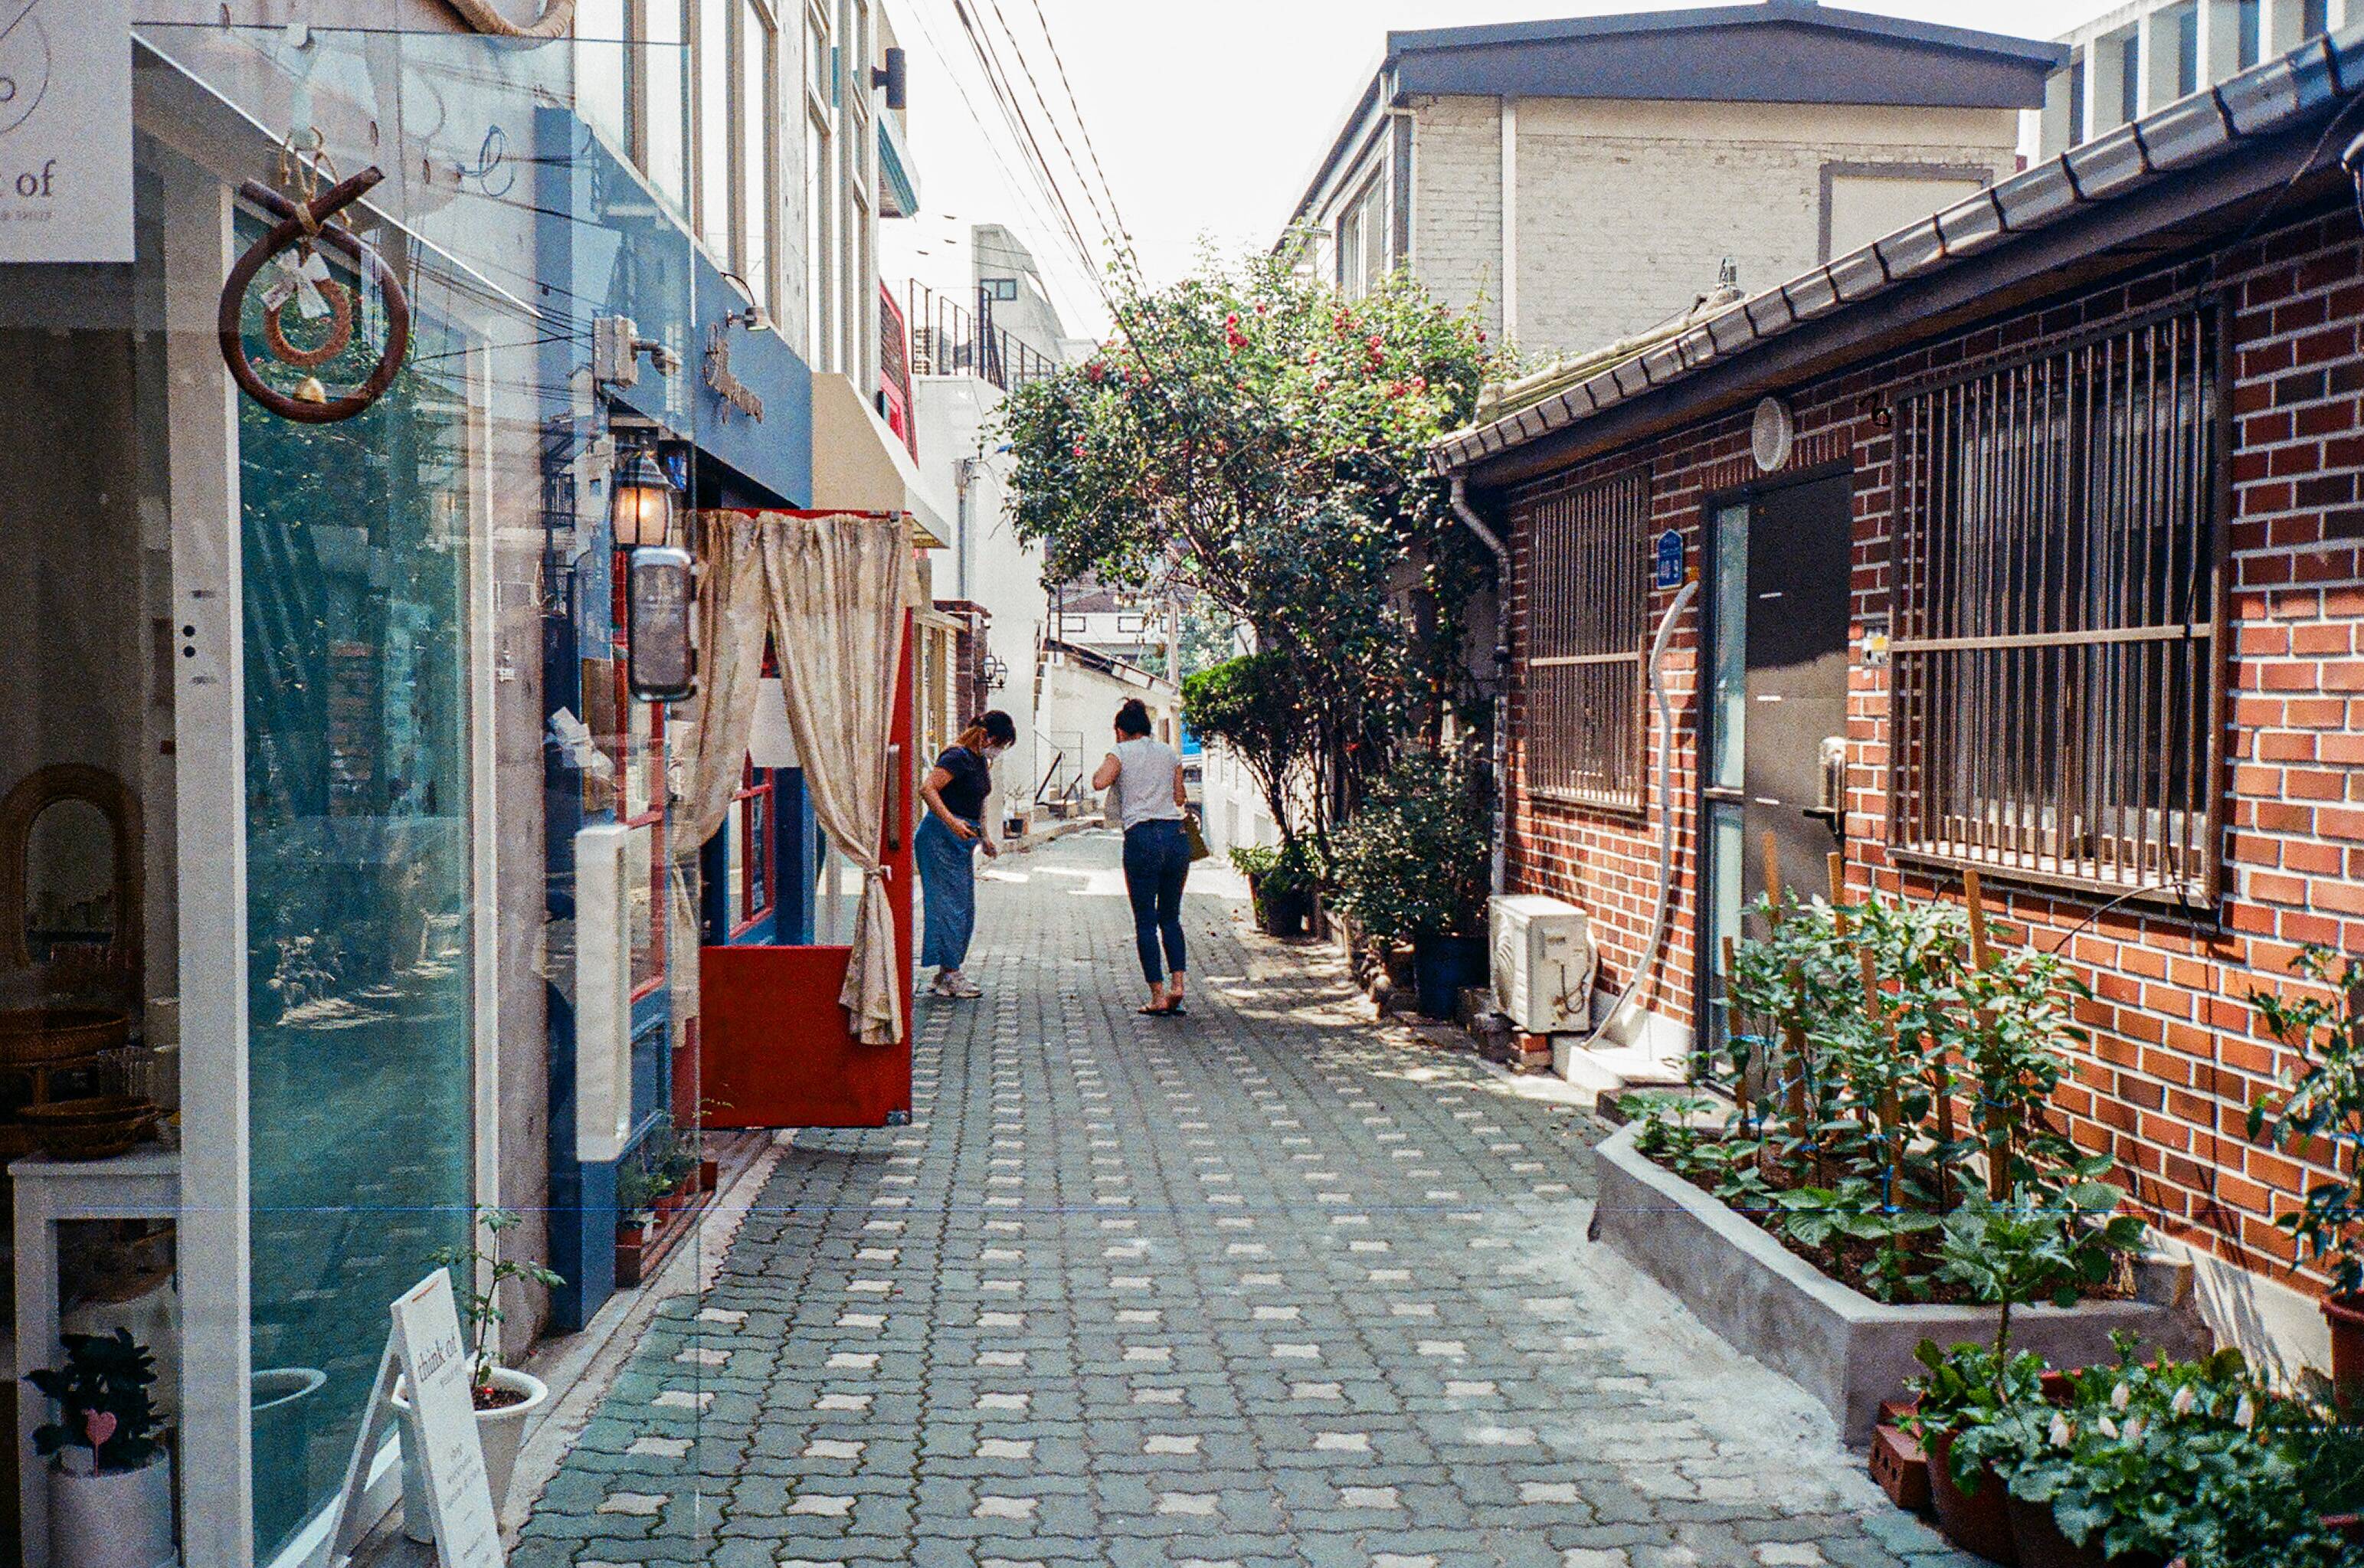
957;709;1018;751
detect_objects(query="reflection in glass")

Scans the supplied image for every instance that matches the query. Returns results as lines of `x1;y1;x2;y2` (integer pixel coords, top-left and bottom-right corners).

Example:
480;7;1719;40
698;0;733;263
25;799;116;959
1710;503;1750;792
644;0;689;214
237;224;476;1558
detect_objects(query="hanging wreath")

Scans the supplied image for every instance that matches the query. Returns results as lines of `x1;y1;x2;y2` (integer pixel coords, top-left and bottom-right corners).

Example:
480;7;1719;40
217;159;411;425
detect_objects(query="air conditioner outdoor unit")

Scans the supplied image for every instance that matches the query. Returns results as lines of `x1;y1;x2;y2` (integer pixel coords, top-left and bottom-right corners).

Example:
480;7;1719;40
1489;895;1596;1035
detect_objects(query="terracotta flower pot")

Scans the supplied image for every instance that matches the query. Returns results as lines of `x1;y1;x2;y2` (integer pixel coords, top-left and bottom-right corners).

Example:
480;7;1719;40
2005;1495;2163;1568
1927;1430;2019;1566
2326;1293;2364;1413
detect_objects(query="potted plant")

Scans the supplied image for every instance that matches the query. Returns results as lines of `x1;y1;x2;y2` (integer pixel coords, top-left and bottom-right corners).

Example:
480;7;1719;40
395;1207;562;1537
28;1329;174;1568
1329;751;1491;1018
1229;840;1322;938
1960;1336;2346;1568
2248;944;2364;1407
1908;1188;2146;1565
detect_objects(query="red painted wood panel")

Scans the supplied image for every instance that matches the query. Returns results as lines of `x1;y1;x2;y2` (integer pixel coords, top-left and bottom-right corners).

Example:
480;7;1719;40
699;614;915;1129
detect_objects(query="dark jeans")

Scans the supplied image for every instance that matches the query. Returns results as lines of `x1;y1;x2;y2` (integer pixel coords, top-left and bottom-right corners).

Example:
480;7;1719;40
1121;819;1190;986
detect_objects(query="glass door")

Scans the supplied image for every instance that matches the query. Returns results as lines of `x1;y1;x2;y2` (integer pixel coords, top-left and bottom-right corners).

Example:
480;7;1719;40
1698;476;1855;1065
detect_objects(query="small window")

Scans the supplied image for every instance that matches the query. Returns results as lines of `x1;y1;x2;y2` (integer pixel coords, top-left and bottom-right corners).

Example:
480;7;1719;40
731;758;775;933
2172;2;2199;99
1517;470;1651;810
983;277;1019;302
2068;58;2087;144
2305;0;2331;38
2120;33;2141;123
2238;0;2263;67
1890;309;2225;903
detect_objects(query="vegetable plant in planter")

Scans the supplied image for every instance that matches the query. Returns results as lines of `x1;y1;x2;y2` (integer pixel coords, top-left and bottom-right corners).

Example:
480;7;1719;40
1229;841;1323;938
28;1328;174;1568
1959;1335;2347;1568
1909;1189;2146;1566
1329;751;1491;1018
2248;944;2364;1407
397;1207;564;1536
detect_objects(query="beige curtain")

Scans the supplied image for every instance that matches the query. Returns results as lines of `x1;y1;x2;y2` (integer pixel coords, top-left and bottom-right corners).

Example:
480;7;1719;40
664;514;770;1021
758;512;912;1045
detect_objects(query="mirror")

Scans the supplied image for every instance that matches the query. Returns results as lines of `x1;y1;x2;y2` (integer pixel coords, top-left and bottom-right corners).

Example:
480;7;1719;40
1;764;142;980
25;798;115;961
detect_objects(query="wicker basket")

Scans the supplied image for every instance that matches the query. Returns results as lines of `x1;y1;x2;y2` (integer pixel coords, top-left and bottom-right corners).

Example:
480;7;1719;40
21;1095;158;1161
0;1008;127;1069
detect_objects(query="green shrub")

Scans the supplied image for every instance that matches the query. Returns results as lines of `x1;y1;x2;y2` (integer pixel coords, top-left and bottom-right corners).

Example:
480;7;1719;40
1328;751;1489;945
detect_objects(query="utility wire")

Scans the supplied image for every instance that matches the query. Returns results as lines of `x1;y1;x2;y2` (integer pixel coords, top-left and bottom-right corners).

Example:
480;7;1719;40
1011;0;1136;263
977;0;1126;261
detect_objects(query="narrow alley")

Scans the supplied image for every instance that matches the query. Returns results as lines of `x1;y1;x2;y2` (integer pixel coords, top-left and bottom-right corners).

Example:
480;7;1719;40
511;833;1973;1568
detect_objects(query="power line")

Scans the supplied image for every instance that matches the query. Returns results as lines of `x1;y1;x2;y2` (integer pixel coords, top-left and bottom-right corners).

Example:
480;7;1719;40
976;0;1126;261
1010;0;1135;266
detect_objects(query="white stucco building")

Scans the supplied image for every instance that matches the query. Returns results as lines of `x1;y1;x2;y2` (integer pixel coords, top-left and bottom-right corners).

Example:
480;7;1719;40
2038;0;2349;155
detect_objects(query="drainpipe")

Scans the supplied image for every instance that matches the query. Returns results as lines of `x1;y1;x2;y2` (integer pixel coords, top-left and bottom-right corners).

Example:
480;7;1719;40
1448;475;1514;895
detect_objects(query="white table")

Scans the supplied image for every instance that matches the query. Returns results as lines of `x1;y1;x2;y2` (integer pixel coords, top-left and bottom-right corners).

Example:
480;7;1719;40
11;1149;181;1568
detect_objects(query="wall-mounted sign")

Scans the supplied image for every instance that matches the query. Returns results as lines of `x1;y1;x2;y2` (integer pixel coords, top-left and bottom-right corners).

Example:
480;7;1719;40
705;324;765;423
0;0;132;264
1653;529;1685;591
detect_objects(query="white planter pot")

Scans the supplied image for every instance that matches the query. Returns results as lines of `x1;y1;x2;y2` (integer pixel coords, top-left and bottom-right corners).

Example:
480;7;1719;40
391;1366;548;1543
48;1455;176;1568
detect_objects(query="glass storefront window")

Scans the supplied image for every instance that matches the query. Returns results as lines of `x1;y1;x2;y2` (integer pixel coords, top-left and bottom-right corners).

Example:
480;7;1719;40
742;0;777;309
644;0;691;216
698;0;734;264
234;221;483;1560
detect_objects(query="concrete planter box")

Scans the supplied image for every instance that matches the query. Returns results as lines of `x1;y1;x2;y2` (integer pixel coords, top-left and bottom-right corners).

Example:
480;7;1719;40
1590;1124;2202;1445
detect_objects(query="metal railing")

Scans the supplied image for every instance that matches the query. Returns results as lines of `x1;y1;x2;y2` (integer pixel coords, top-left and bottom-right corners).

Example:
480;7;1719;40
904;280;1062;392
1889;306;2225;903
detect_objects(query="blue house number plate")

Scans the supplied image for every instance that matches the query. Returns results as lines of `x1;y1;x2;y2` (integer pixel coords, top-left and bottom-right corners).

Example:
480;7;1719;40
1653;529;1685;591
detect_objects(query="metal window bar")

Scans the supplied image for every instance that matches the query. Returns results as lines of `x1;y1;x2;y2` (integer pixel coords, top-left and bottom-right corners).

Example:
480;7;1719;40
1890;307;2224;902
1518;469;1650;810
904;280;1060;391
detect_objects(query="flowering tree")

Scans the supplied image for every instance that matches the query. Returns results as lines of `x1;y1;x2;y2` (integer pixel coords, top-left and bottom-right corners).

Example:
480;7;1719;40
1001;251;1500;836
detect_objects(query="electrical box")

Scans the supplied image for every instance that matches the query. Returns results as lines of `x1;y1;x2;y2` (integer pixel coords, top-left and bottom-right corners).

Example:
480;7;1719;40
575;823;635;1164
1490;895;1596;1035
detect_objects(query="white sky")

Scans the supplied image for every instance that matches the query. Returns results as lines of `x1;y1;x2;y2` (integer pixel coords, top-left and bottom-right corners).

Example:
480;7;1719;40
879;0;2127;344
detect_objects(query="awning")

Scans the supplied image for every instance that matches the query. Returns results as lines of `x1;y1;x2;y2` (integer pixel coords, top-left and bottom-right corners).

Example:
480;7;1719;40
810;371;950;548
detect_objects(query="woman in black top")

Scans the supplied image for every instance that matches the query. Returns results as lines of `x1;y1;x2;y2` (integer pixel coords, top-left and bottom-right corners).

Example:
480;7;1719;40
916;710;1017;998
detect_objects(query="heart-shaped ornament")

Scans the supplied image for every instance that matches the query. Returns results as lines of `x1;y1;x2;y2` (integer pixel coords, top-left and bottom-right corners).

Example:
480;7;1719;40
84;1409;118;1449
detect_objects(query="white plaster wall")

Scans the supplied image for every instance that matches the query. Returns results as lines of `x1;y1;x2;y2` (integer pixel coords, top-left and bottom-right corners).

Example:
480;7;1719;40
912;375;1050;826
1406;96;2021;359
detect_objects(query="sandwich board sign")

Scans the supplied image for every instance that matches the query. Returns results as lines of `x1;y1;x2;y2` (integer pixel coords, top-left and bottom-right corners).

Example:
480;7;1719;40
326;1271;503;1568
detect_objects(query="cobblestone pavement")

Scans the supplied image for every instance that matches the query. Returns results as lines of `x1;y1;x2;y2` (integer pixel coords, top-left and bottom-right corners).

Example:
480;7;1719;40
516;831;1974;1568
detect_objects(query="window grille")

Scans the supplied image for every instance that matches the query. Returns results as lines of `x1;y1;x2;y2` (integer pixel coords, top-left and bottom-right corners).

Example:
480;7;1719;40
1522;470;1650;810
1890;308;2225;903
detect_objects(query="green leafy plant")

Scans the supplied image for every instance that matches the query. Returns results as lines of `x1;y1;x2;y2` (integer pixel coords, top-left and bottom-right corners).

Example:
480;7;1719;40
28;1329;165;1474
1184;652;1316;843
1003;254;1503;834
1951;943;2092;1203
1909;1186;2147;1484
2250;944;2364;1296
1327;750;1491;944
1960;1335;2347;1568
1772;1180;1941;1302
428;1208;565;1396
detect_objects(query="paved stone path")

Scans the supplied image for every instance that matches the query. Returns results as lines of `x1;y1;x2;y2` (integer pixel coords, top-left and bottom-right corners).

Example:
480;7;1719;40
516;832;1974;1568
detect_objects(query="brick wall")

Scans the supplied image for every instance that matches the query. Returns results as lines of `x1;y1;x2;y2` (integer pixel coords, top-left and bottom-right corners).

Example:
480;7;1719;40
1501;203;2364;1349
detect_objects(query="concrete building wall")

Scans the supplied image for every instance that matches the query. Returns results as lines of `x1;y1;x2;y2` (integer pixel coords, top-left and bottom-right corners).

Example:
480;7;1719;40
1407;97;1506;343
912;375;1049;829
2041;0;2351;155
1494;205;2364;1386
1476;97;2019;358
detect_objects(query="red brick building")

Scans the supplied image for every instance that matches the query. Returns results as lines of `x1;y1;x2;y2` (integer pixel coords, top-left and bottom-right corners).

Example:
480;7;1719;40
1435;31;2364;1383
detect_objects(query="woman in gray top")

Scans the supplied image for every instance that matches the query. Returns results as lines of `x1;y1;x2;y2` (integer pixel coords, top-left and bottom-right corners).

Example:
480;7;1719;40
1091;698;1191;1016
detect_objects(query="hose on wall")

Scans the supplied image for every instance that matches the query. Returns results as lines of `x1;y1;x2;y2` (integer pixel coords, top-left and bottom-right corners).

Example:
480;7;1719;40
1577;574;1698;1059
440;0;577;39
